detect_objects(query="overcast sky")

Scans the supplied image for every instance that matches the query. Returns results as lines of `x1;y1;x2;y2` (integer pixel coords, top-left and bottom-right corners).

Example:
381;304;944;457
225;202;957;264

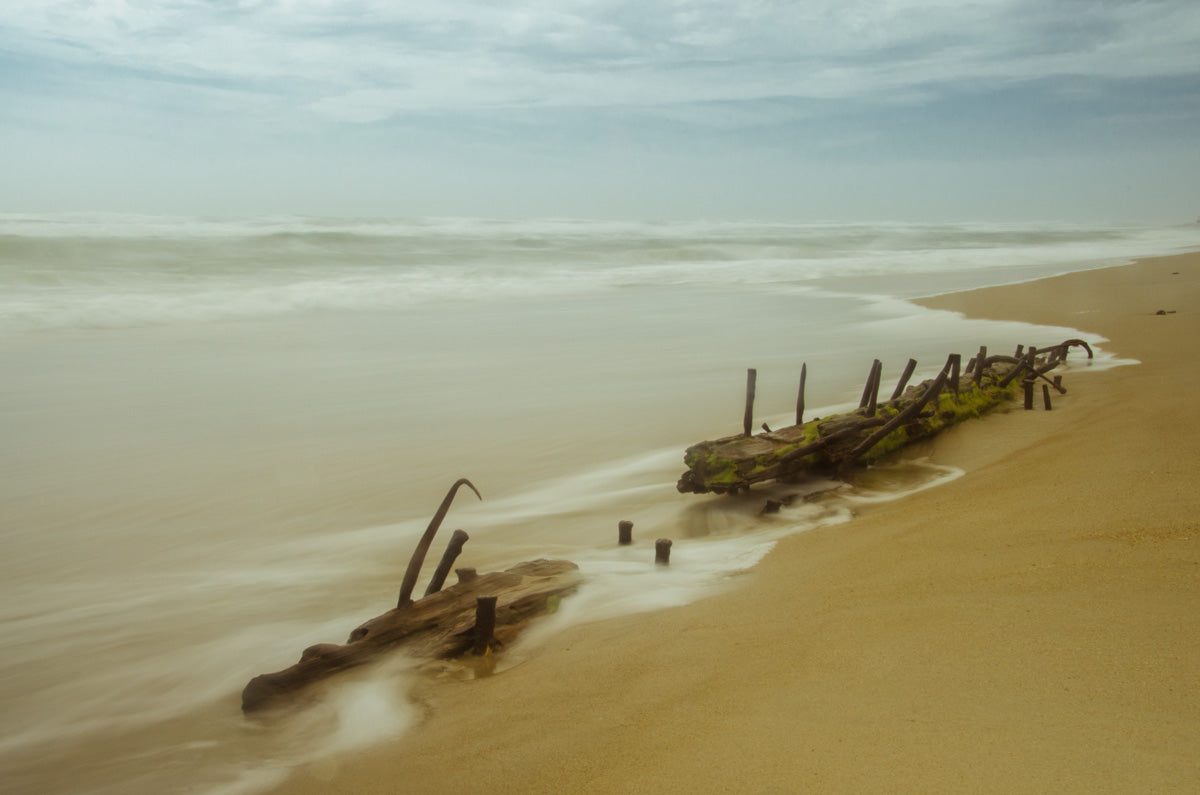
2;0;1198;221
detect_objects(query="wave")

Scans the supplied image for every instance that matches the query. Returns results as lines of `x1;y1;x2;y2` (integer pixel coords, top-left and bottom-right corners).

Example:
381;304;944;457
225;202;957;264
2;215;1198;331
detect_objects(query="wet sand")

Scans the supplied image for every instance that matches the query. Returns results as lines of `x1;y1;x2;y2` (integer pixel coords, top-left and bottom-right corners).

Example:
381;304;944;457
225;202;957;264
276;253;1200;793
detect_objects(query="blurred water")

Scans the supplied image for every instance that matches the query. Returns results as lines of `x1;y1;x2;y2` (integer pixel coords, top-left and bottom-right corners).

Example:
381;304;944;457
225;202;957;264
0;215;1195;793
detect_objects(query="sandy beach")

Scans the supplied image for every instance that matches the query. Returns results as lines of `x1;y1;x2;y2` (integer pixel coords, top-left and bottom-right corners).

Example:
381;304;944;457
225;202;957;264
275;253;1200;793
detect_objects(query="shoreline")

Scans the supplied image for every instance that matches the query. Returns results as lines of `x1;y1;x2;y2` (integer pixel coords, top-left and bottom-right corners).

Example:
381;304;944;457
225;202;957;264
275;253;1200;793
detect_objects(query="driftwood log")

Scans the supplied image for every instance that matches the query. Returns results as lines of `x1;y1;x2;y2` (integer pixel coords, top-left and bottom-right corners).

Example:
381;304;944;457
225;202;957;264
242;559;581;712
242;478;582;713
677;339;1091;495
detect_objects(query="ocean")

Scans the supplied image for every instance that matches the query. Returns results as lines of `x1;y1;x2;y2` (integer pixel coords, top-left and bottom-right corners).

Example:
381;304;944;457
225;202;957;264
2;214;1197;793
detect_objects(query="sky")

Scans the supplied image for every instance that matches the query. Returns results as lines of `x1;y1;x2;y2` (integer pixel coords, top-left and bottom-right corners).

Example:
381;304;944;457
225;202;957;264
1;0;1198;222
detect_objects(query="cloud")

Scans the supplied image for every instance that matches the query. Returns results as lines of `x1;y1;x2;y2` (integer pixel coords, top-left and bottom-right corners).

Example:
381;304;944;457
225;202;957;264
1;1;1197;219
4;0;1198;125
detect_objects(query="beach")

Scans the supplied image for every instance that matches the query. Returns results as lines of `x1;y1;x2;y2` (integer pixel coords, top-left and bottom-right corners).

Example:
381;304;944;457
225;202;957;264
276;252;1200;793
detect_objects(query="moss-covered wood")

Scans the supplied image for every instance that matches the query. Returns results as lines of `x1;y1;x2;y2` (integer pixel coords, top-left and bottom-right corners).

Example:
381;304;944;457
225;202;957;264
676;339;1091;495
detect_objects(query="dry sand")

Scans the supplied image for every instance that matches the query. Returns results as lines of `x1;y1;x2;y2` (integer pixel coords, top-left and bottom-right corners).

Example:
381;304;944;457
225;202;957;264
276;253;1200;793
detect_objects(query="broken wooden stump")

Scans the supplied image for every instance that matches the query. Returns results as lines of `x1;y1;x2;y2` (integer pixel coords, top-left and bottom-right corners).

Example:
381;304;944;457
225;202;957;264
618;520;634;545
242;559;581;713
473;596;498;655
655;539;673;566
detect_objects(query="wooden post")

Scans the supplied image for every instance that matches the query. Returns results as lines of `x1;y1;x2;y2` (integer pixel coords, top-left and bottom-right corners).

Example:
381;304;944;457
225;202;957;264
974;346;987;386
455;567;477;584
1053;375;1063;390
948;353;961;399
859;359;881;409
1042;384;1053;410
1023;379;1034;410
472;596;498;655
890;358;918;400
1015;344;1024;357
424;529;469;596
655;539;673;566
865;359;882;416
743;368;757;437
618;520;633;546
796;363;807;426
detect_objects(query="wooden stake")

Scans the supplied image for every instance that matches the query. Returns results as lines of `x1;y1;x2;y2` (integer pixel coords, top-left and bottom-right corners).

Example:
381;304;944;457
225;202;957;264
890;358;918;400
859;359;881;409
796;363;807;426
424;529;469;596
472;596;498;655
655;539;673;566
618;520;633;546
974;346;987;386
1042;384;1052;410
1023;379;1034;410
743;368;757;437
865;359;882;416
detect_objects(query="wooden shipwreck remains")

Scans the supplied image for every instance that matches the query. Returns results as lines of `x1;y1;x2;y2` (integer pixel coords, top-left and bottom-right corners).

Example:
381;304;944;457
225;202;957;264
242;479;581;713
677;339;1092;495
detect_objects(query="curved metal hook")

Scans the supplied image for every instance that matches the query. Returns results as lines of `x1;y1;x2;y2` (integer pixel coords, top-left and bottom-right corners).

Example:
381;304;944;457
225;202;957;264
396;478;482;608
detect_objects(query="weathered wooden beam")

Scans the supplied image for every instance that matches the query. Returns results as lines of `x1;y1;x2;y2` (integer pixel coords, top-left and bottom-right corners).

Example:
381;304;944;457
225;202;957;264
243;559;580;713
